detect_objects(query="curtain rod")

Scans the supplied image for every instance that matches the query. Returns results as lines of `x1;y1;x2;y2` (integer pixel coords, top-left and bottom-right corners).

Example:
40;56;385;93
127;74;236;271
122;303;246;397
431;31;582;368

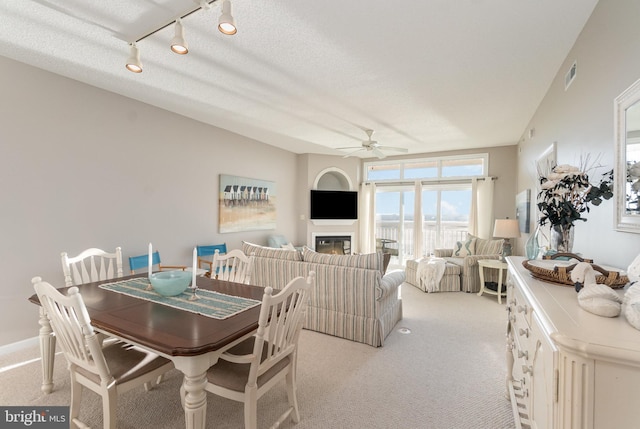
363;177;496;187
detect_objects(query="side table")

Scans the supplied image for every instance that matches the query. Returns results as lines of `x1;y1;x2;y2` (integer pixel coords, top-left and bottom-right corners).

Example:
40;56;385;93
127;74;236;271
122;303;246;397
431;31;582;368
477;259;508;304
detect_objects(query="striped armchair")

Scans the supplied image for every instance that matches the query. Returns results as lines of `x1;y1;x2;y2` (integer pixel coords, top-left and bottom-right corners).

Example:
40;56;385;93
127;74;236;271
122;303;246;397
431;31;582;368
434;235;504;293
243;242;404;347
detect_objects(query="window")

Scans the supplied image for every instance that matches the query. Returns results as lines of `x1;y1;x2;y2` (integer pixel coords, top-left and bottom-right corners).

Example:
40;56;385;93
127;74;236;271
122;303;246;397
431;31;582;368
367;154;486;264
366;163;401;181
365;154;487;182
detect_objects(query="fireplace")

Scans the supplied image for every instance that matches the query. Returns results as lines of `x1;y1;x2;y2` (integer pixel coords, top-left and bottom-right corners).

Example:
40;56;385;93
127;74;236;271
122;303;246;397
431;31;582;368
314;235;352;255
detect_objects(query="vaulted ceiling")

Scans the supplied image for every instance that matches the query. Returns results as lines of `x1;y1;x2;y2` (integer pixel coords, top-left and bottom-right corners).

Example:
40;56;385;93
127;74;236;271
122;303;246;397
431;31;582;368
0;1;599;157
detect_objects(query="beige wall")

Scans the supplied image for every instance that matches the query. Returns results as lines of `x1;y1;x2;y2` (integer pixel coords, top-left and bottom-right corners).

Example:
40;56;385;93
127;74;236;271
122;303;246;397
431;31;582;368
0;56;301;346
516;0;640;268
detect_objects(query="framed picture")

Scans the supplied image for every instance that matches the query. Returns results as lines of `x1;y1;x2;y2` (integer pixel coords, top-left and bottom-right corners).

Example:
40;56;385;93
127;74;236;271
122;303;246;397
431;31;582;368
516;189;531;233
219;174;276;233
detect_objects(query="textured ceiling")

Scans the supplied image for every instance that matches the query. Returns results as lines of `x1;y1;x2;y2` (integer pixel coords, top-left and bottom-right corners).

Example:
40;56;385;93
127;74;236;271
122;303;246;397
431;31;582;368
0;0;599;158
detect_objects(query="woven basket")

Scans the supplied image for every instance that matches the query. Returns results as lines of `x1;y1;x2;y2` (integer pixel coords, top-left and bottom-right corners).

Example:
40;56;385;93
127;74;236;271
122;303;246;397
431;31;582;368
522;253;629;288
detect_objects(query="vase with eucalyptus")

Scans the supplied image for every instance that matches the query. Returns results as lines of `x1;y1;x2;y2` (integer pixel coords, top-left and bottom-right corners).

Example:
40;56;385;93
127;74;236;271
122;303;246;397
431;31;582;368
549;224;574;253
537;156;613;254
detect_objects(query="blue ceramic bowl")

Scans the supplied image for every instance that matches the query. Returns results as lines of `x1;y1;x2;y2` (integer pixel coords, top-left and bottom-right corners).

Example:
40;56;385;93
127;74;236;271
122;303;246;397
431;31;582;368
149;271;191;296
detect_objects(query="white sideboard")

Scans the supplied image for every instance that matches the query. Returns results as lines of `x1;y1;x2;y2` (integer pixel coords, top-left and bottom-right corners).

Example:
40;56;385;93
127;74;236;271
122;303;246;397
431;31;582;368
505;256;640;429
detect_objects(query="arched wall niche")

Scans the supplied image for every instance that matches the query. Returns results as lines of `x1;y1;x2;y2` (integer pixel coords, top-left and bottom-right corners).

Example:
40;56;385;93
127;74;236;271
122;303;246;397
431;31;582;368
313;167;353;191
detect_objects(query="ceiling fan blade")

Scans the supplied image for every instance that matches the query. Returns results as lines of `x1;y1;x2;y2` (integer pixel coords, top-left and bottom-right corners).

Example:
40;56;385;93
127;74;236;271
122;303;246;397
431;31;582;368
336;146;364;150
342;148;364;158
378;146;409;153
372;148;387;159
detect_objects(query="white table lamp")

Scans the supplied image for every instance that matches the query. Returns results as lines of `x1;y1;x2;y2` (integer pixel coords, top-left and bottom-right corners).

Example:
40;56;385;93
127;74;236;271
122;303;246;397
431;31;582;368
494;219;521;261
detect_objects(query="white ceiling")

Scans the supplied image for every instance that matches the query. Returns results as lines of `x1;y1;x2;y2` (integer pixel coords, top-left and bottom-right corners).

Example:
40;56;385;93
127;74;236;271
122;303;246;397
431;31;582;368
0;0;598;158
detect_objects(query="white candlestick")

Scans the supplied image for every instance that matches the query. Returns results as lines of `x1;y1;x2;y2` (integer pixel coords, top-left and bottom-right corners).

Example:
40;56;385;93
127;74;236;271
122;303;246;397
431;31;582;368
148;243;153;278
192;247;197;287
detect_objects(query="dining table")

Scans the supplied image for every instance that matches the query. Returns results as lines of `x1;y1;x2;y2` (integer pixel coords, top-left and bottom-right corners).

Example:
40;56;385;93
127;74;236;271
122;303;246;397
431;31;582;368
28;273;265;429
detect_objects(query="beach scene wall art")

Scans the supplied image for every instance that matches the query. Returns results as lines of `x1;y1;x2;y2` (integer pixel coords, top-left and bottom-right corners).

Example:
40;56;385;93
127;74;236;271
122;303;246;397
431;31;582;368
219;174;276;233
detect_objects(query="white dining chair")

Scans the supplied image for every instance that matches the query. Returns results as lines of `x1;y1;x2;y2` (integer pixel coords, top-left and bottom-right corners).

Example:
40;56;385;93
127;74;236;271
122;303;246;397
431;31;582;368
32;277;174;429
61;247;123;287
191;271;314;429
211;248;253;284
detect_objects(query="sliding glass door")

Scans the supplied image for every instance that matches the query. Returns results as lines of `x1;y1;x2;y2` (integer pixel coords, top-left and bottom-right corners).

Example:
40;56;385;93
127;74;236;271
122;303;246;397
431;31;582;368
375;187;411;266
375;184;471;264
420;186;471;255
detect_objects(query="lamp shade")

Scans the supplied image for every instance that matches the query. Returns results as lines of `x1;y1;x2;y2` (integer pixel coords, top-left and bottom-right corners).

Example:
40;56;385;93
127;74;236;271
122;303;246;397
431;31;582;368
494;219;521;239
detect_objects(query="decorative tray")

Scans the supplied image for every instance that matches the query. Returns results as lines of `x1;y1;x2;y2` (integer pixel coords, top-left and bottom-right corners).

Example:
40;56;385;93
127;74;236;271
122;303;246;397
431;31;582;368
521;253;629;288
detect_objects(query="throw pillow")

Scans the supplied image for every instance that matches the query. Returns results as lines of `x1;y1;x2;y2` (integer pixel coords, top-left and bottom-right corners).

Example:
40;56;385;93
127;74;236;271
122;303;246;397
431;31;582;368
281;242;296;251
466;234;504;255
453;237;476;257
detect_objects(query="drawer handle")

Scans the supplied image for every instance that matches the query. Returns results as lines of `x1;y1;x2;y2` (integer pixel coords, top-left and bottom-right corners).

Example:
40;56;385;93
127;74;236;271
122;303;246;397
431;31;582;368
518;328;529;338
518;350;529;360
509;299;516;306
522;365;533;375
517;304;528;314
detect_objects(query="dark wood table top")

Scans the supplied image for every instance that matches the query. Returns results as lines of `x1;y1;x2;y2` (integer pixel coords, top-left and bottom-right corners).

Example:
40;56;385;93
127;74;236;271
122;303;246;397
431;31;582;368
29;274;264;357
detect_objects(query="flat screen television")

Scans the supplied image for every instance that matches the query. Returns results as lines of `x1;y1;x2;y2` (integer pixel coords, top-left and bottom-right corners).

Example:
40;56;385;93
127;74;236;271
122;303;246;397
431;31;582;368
310;190;358;220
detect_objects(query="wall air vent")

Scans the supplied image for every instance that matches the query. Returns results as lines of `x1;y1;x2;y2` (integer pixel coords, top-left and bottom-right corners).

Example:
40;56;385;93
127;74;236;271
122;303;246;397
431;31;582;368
565;61;577;90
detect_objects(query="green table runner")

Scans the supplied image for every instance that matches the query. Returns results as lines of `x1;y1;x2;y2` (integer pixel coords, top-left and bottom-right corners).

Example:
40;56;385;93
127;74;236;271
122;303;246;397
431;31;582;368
99;277;260;320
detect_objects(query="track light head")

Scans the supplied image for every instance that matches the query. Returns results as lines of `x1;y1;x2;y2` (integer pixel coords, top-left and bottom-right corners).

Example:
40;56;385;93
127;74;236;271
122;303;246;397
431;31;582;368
218;0;237;35
125;43;143;73
170;18;189;54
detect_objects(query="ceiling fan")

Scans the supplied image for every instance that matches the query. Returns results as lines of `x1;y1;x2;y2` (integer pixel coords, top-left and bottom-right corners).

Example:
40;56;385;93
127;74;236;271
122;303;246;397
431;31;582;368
337;129;408;159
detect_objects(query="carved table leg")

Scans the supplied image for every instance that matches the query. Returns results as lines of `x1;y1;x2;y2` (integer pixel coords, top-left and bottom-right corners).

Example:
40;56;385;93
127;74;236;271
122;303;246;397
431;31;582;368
174;355;212;429
38;307;56;394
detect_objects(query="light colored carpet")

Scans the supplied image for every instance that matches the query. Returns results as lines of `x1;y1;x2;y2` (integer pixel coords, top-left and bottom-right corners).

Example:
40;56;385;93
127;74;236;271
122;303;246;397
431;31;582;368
0;283;515;429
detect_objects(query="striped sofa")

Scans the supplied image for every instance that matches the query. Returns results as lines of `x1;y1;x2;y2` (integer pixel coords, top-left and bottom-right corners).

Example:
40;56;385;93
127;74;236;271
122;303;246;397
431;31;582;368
243;242;405;347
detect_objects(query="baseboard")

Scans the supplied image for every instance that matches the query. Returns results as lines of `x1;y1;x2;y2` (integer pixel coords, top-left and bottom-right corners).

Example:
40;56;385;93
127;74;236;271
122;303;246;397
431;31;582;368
0;336;39;357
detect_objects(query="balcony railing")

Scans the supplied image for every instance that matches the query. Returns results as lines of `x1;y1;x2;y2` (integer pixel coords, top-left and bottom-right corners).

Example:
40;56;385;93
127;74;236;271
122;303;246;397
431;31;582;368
375;220;468;263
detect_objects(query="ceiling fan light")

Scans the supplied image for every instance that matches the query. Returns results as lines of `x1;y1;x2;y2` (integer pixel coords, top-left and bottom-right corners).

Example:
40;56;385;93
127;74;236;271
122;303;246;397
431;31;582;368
125;43;143;73
218;0;237;35
170;18;189;54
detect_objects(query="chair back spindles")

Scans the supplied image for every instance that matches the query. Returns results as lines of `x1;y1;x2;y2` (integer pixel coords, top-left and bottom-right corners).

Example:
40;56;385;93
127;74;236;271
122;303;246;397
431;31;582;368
257;274;311;376
62;247;123;286
211;249;253;284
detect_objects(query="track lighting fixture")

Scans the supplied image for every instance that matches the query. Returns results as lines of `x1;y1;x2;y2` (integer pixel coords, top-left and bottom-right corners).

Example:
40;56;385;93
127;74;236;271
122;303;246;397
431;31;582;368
125;43;143;73
125;0;240;72
218;0;237;35
170;18;188;54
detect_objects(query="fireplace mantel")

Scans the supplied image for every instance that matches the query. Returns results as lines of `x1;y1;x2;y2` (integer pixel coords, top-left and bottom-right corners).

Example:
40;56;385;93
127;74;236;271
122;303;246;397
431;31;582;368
310;219;356;226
